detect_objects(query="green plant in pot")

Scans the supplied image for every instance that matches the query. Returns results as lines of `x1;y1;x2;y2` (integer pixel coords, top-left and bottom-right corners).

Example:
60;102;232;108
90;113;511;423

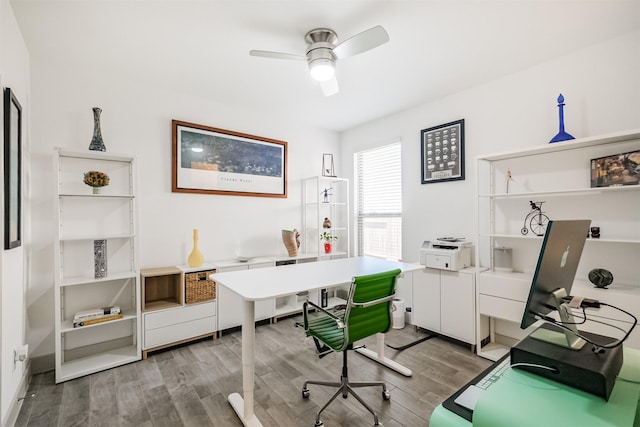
320;231;338;254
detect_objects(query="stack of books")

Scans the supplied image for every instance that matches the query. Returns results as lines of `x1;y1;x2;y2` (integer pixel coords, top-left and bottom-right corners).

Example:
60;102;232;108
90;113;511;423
73;305;122;328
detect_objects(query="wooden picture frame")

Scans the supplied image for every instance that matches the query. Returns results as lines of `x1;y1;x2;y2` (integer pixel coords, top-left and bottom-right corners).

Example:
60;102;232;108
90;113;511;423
421;119;465;184
172;120;287;198
4;88;22;249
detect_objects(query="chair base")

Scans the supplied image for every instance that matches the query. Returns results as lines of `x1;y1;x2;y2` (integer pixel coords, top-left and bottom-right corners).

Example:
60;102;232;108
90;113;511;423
302;350;390;426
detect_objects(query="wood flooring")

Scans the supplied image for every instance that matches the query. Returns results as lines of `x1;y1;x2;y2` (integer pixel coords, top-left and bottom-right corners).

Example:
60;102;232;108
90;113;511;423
15;317;491;426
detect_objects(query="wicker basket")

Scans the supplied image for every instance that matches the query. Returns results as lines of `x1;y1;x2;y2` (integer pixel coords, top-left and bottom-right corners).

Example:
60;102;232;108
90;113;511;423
185;270;216;304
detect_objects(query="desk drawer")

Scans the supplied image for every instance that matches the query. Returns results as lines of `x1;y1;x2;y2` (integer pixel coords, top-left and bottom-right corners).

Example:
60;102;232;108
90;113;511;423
479;294;525;323
144;315;216;349
144;301;216;330
478;271;530;302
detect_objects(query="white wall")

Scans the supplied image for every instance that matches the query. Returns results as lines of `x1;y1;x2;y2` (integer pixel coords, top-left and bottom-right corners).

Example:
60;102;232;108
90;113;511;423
0;0;30;423
26;51;339;364
341;30;640;264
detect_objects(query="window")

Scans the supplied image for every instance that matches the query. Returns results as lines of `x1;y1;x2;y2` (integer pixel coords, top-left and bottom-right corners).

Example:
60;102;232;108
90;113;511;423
354;142;402;260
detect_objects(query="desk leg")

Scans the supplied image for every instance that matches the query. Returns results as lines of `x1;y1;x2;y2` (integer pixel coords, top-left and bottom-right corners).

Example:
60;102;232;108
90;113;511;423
228;299;263;427
355;333;413;377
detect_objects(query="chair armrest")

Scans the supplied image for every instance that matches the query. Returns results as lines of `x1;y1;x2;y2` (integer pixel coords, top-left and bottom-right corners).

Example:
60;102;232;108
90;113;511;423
351;294;395;309
303;301;345;330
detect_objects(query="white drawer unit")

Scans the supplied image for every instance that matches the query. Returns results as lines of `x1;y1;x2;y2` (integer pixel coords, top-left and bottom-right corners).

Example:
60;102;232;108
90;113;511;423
144;301;216;350
140;265;217;358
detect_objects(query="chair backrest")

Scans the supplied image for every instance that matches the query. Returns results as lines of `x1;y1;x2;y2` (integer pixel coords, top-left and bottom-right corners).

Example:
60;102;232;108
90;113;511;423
344;268;401;345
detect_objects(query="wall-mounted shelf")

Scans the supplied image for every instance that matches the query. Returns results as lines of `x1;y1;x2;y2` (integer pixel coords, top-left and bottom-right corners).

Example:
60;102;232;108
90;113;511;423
475;129;640;360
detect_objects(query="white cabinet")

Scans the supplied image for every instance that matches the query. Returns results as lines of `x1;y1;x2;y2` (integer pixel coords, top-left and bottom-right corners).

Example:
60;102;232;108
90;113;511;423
140;265;217;358
272;254;320;319
476;129;640;360
214;258;275;333
413;267;476;345
54;148;140;383
302;176;350;259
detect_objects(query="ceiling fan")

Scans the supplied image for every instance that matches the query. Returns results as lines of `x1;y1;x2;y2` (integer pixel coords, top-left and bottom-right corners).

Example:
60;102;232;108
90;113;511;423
249;25;389;96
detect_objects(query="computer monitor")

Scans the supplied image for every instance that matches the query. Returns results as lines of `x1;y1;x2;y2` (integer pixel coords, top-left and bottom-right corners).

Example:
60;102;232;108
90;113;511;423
520;219;591;350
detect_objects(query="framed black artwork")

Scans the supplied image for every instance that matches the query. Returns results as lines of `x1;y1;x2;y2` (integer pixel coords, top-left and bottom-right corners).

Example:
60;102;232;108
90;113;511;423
4;87;22;249
421;119;465;184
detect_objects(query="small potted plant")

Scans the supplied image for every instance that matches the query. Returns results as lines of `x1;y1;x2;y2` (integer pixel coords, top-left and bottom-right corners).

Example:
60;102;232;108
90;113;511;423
320;231;338;254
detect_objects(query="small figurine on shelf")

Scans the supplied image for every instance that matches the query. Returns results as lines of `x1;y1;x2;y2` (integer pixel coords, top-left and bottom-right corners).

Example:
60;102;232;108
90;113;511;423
506;169;514;194
321;187;333;203
521;201;550;236
323;217;332;229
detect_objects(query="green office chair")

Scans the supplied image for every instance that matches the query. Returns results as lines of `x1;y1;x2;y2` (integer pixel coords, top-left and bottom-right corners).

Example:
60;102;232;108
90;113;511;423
301;268;402;427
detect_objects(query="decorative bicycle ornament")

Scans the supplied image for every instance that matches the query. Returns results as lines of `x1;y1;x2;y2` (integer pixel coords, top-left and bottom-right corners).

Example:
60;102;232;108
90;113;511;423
521;201;550;236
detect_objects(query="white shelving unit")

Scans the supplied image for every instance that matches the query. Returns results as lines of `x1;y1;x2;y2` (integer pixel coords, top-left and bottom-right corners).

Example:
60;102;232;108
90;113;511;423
302;176;350;259
475;129;640;360
54;148;140;382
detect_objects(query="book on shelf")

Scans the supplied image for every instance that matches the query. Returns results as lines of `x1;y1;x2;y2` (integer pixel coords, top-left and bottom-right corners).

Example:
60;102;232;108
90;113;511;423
73;305;121;322
73;313;123;328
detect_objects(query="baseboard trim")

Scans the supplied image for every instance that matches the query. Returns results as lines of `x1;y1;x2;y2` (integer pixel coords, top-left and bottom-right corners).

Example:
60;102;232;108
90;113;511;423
1;360;31;427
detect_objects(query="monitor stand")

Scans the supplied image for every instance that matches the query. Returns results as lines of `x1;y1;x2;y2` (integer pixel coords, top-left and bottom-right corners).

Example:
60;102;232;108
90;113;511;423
528;288;586;350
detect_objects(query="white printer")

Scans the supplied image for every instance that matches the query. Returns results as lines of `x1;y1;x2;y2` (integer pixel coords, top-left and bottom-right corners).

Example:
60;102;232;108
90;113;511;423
420;238;472;271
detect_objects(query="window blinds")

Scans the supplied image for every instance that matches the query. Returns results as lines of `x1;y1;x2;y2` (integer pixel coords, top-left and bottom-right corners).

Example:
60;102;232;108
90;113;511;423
354;142;402;260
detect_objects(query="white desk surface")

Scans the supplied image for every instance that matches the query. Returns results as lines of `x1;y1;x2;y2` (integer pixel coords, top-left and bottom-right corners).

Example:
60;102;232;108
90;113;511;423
211;256;423;300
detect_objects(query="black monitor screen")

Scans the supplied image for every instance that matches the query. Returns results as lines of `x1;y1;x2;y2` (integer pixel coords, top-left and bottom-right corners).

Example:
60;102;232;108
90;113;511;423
520;219;591;329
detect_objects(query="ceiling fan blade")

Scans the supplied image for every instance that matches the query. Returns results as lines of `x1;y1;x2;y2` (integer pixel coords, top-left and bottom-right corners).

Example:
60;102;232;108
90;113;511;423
249;50;306;61
320;77;339;97
332;25;389;59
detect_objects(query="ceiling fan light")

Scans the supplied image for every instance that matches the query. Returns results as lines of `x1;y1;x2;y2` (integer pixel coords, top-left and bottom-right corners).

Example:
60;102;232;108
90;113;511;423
309;58;335;82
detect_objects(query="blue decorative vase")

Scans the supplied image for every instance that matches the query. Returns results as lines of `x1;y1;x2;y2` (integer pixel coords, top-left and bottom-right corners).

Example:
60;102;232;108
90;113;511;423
88;107;107;151
549;94;575;143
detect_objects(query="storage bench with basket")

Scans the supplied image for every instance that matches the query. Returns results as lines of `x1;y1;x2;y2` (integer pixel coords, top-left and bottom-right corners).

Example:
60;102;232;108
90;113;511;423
140;264;218;359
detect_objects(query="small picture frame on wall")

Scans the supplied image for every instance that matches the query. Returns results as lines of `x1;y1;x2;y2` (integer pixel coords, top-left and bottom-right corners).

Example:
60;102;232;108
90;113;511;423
420;119;465;184
4;87;22;249
590;150;640;188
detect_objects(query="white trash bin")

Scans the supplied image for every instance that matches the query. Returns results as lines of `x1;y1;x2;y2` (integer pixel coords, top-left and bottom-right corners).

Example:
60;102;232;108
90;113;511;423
392;298;405;329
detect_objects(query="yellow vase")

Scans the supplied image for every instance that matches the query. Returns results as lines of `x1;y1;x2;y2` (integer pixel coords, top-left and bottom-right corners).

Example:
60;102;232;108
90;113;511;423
188;229;204;268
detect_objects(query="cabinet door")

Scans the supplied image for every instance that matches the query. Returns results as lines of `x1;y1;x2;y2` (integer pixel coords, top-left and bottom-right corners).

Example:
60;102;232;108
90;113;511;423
441;271;475;343
412;268;441;331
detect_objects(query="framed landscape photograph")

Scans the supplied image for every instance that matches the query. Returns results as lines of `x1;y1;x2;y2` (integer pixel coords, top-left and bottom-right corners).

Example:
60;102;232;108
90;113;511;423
172;120;288;198
421;119;465;184
4;87;22;249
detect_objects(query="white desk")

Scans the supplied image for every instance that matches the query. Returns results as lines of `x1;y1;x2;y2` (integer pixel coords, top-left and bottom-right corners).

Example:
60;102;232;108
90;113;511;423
212;256;422;427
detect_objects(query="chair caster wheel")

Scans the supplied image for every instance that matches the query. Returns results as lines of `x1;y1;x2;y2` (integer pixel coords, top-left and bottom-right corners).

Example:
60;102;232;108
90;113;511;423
374;422;383;426
314;420;323;426
302;388;310;399
382;389;391;400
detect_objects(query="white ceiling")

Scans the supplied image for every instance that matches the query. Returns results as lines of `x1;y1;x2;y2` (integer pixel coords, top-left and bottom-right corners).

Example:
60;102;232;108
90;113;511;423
10;0;640;132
